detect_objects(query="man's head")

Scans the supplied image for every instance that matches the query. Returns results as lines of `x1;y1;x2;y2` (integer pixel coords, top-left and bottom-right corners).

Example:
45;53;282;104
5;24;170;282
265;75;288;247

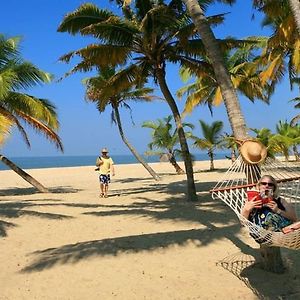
101;148;109;156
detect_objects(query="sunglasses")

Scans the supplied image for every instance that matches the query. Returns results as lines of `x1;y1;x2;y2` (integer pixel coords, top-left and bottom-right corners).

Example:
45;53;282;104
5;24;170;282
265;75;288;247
260;182;275;187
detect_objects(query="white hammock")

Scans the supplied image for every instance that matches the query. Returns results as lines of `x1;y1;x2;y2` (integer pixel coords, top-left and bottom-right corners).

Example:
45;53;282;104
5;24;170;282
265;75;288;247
211;156;300;250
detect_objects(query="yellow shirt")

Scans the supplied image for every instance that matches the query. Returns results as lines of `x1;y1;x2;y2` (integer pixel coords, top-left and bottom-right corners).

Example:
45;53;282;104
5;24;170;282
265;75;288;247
97;157;114;175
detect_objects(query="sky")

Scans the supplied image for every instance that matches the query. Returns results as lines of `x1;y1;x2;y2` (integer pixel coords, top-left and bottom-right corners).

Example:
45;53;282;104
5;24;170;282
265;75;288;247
1;0;298;157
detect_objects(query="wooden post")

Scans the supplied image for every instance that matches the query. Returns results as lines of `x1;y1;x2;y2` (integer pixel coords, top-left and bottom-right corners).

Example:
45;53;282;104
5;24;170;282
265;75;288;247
259;245;285;273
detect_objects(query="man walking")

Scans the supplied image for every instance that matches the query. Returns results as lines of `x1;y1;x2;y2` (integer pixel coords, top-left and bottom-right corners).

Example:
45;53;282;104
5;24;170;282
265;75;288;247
96;148;115;198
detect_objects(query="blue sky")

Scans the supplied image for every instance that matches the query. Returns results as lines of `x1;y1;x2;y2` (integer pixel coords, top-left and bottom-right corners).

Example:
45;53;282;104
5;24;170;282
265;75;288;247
1;0;298;157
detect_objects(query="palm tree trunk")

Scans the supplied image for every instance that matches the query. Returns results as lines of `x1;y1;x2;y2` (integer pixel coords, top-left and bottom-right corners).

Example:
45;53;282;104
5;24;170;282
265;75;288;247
0;155;49;193
292;145;300;161
113;107;161;181
289;0;300;34
169;152;184;174
183;0;284;273
156;67;197;201
231;148;237;163
183;0;248;141
208;149;214;171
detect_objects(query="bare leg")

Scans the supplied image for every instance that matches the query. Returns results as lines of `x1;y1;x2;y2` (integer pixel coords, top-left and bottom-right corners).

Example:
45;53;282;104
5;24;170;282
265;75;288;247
104;184;109;197
99;183;104;197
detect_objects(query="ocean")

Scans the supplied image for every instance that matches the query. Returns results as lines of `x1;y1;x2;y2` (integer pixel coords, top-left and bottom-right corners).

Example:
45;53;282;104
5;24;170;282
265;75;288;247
0;153;229;171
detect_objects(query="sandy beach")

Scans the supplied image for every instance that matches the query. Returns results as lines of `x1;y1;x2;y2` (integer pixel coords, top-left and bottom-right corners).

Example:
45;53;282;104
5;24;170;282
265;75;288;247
1;159;300;300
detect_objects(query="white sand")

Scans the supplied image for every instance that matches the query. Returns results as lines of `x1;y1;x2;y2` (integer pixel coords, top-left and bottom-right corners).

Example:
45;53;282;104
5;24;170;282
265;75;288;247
0;159;299;299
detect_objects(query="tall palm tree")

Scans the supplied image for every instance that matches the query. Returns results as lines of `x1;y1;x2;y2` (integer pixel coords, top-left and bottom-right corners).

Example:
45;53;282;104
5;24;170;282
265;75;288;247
182;0;286;273
289;0;300;34
0;35;63;192
58;1;228;200
191;120;224;171
84;67;160;180
142;115;194;174
182;0;249;141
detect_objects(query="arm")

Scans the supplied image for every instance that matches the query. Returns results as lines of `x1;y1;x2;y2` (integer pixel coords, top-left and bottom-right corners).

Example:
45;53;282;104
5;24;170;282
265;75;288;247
110;160;115;176
241;197;262;219
96;157;102;167
266;198;297;222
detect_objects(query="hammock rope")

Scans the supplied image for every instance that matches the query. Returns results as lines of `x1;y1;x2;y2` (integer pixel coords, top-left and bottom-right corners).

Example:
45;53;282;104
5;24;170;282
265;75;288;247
211;156;300;250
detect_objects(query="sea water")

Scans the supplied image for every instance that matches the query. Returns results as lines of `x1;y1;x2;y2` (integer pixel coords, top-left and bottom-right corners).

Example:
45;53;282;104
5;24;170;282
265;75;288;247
0;153;229;171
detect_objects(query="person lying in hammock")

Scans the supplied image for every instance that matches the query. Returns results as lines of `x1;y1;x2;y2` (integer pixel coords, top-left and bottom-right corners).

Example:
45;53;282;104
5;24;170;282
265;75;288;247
241;175;297;232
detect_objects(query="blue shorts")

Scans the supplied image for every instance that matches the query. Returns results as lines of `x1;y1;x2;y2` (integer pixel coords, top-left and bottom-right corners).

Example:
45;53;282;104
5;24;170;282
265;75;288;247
99;174;111;185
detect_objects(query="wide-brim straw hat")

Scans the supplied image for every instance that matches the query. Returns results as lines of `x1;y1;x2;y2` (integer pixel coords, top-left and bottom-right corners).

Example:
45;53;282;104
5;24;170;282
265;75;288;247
239;140;267;165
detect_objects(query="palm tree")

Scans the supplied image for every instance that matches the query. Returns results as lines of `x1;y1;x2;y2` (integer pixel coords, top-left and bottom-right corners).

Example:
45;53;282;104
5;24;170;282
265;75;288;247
0;35;63;192
271;120;300;161
250;127;276;158
177;42;270;114
289;95;300;126
142;115;194;174
252;1;300;90
182;0;249;141
254;0;300;35
182;0;286;273
221;132;238;163
289;0;300;34
84;67;160;180
58;1;228;200
191;120;223;171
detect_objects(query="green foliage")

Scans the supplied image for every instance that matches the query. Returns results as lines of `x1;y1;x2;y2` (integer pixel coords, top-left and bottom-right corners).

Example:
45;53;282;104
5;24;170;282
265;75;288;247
142;115;194;158
191;120;224;170
177;39;271;115
192;120;224;150
251;121;300;160
0;34;63;151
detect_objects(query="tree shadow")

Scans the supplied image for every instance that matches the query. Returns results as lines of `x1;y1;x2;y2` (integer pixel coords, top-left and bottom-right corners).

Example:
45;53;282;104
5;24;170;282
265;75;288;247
0;186;81;196
0;200;73;236
22;225;240;273
6;169;299;299
21;184;252;273
109;178;216;198
217;250;300;299
0;220;16;237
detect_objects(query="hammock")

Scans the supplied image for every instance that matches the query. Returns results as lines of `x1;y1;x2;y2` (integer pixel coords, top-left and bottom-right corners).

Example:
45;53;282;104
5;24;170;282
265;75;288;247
211;155;300;250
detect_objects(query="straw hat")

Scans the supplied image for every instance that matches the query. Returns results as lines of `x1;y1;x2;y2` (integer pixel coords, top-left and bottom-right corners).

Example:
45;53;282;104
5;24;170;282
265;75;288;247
239;140;267;164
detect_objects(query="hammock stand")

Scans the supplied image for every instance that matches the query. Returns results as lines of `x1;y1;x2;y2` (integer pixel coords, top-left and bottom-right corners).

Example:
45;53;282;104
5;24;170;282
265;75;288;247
211;155;300;250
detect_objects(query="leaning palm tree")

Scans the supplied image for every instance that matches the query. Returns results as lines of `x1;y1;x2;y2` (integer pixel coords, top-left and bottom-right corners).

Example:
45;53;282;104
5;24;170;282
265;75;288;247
57;1;238;201
84;67;160;180
182;0;285;273
142;115;194;174
191;120;224;171
182;0;249;141
0;35;63;192
289;0;300;34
